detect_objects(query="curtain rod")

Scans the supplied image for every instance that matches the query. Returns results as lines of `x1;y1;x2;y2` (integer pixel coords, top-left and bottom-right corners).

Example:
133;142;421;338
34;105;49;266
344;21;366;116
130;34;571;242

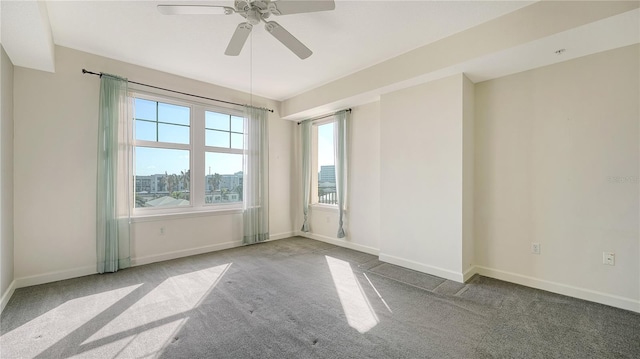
297;108;352;125
81;69;274;113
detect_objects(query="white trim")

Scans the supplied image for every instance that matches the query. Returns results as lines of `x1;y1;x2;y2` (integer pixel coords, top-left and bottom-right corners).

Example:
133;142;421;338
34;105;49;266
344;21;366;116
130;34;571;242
132;234;292;267
462;265;478;282
309;204;339;213
268;232;295;241
131;207;242;223
1;280;17;313
131;240;243;266
8;236;282;294
378;253;465;283
475;265;640;313
15;266;97;289
297;231;379;256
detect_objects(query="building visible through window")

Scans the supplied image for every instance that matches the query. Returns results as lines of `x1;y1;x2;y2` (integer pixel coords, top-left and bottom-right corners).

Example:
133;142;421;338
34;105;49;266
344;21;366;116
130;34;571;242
134;98;191;208
316;122;336;205
133;95;244;211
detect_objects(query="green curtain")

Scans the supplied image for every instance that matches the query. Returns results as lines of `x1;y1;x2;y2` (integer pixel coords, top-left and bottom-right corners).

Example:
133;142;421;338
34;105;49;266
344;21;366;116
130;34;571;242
334;110;348;238
300;121;311;232
242;106;269;244
96;74;131;273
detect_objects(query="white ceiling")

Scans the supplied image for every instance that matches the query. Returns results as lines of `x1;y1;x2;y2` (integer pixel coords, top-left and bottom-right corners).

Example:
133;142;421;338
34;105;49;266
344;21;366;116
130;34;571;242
39;0;534;101
3;0;637;111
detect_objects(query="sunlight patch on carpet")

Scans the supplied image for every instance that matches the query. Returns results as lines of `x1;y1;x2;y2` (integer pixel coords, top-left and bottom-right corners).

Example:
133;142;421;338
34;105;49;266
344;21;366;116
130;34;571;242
80;263;231;357
326;256;379;333
0;284;143;358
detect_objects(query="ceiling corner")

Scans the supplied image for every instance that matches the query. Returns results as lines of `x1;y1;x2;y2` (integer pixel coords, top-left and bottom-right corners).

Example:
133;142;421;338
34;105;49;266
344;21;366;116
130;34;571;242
1;0;55;72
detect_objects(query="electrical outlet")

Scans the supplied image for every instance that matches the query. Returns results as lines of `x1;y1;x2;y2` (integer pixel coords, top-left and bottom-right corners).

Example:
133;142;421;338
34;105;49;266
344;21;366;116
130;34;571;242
160;227;165;236
531;242;540;255
603;252;615;266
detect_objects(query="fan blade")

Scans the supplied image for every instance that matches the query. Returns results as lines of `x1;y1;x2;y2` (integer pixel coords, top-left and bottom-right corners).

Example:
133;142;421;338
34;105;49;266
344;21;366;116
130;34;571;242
157;5;234;15
225;23;253;56
264;21;312;59
271;0;335;16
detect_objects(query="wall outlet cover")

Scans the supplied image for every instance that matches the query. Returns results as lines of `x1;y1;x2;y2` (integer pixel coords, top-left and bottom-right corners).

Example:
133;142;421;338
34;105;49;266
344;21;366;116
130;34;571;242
531;242;541;255
603;252;615;266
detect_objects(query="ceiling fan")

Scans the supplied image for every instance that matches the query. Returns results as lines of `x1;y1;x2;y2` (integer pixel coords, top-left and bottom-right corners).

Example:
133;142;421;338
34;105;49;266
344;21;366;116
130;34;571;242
158;0;336;59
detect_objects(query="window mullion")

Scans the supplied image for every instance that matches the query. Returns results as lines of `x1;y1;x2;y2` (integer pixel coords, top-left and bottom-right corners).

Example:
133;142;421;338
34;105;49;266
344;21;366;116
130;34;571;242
192;105;206;208
135;140;190;151
155;101;159;141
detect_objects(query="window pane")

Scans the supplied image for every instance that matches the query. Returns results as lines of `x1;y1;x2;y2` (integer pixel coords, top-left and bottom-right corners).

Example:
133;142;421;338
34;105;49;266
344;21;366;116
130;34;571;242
205;152;243;204
206;129;230;148
135;120;156;141
134;98;156;121
158;123;190;144
231;133;243;150
231;116;244;133
317;122;336;205
158;102;190;125
206;112;230;131
135;147;190;208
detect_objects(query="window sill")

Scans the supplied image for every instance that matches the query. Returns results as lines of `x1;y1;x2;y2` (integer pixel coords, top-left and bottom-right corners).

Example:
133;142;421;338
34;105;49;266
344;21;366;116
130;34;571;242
310;204;340;213
131;206;242;223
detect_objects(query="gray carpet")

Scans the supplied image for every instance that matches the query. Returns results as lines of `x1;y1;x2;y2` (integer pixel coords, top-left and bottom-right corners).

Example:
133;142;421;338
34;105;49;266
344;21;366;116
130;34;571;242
1;236;639;358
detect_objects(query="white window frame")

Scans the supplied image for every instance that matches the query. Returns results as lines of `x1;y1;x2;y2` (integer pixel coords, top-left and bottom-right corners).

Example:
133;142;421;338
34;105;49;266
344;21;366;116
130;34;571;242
202;109;245;209
311;118;338;208
131;90;245;217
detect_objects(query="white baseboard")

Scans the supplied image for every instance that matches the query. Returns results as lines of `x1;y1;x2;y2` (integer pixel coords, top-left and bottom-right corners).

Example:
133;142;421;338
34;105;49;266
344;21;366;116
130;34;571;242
268;232;295;241
131;240;243;266
475;265;640;313
462;266;478;282
15;266;97;289
297;231;379;256
133;233;293;267
378;253;465;283
1;280;17;313
8;236;288;294
9;238;269;293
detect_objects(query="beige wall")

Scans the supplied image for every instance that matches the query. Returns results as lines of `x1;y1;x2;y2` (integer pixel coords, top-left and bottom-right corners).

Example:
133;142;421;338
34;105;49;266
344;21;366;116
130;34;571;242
475;44;639;311
1;45;15;308
379;74;472;282
13;46;294;284
293;45;639;312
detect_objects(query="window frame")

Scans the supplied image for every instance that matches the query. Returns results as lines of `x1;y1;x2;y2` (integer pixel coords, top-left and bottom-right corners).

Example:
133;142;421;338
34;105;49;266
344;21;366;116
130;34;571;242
311;118;338;208
131;90;245;217
203;110;245;207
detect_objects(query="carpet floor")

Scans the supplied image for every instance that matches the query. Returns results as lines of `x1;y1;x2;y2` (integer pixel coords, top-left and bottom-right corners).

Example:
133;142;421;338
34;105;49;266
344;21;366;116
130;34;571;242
1;237;639;358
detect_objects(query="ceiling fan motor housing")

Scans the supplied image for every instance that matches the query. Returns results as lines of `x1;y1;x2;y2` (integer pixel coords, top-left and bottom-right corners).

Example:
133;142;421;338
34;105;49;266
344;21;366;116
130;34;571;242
246;9;262;24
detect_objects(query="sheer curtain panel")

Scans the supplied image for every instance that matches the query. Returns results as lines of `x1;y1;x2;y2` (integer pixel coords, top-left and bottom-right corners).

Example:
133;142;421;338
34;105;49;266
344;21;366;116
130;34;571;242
334;110;348;238
242;106;269;244
300;121;311;232
96;74;131;273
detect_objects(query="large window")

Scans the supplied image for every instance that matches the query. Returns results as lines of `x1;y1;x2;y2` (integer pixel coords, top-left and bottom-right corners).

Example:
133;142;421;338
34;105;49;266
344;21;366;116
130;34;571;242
133;94;244;212
312;121;337;205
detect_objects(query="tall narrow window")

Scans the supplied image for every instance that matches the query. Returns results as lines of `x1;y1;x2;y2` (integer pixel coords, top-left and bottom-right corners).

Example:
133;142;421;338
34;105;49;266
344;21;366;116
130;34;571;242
315;122;336;205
